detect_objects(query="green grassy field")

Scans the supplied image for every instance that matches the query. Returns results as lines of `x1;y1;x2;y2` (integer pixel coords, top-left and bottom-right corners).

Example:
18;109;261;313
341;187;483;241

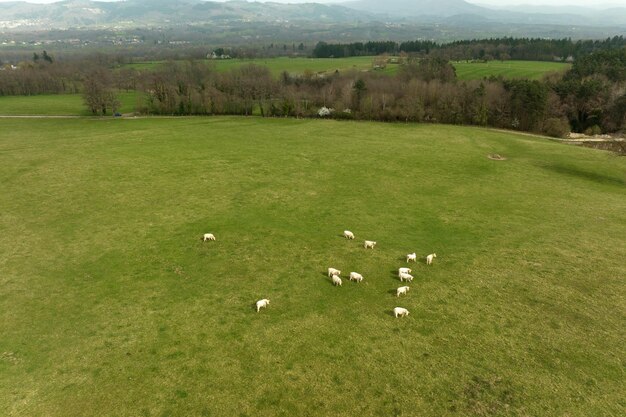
454;60;571;81
125;56;376;76
212;56;375;76
0;91;141;116
125;57;569;80
1;117;624;416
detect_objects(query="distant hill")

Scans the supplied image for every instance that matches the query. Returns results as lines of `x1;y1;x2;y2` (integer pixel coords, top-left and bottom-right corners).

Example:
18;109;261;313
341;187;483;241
343;0;484;18
0;0;625;32
339;0;626;27
478;4;626;27
341;0;626;26
0;0;374;29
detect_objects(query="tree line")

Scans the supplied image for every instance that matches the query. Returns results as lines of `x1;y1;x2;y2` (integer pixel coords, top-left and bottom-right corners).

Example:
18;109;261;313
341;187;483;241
1;46;624;136
313;36;626;62
133;50;625;136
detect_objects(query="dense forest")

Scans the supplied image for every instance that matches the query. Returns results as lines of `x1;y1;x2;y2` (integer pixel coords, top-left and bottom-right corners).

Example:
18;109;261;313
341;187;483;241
0;39;625;136
313;36;626;61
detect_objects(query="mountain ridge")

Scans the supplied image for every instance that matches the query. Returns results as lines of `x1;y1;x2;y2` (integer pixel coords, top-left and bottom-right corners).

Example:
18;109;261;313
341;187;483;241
0;0;625;31
343;0;485;18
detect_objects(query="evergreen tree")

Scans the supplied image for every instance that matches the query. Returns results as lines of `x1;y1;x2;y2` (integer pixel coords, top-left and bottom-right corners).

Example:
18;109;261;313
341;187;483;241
42;51;53;63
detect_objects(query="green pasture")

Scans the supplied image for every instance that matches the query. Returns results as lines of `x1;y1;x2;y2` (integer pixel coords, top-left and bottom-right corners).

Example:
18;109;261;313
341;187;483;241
454;60;571;80
1;117;624;416
0;94;83;116
212;56;374;76
0;91;141;116
125;56;375;76
124;57;570;80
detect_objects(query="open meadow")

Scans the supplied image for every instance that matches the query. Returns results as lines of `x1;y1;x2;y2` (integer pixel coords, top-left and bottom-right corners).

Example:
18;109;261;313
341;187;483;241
1;116;624;416
453;60;570;81
124;56;377;76
124;57;570;80
0;92;141;116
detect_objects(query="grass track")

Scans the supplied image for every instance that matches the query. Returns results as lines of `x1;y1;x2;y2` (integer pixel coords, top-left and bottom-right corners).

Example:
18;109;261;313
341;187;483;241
0;117;624;416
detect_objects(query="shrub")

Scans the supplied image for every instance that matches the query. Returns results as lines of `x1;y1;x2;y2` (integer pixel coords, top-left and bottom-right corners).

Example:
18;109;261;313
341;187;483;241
317;106;333;117
542;117;570;138
584;125;603;136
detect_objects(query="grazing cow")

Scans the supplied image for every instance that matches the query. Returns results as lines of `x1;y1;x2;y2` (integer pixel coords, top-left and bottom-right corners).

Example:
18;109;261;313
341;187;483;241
397;286;410;297
398;267;412;277
399;272;413;282
393;307;409;318
349;272;364;283
256;299;270;312
364;240;377;249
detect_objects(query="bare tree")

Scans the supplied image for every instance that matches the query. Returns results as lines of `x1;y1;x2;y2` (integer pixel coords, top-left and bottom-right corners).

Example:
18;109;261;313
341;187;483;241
83;68;120;115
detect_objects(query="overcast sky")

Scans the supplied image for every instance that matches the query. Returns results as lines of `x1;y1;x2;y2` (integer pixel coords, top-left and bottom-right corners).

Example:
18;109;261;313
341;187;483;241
0;0;625;7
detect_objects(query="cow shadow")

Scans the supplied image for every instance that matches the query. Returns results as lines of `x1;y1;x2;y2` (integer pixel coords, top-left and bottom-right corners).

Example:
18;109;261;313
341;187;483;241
389;270;401;281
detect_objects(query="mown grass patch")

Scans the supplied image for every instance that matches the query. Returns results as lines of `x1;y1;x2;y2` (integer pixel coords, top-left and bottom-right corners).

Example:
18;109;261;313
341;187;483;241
0;91;141;116
0;117;624;416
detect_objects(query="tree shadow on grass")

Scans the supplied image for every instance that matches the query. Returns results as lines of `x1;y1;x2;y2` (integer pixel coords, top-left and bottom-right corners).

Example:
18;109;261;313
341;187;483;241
539;163;624;186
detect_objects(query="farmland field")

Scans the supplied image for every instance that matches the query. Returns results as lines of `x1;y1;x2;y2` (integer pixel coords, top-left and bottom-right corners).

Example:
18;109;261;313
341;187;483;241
1;117;624;416
0;92;141;116
124;57;570;80
125;56;376;76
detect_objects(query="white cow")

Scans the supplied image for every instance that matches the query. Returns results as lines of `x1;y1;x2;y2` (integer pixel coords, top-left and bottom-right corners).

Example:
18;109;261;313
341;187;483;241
328;268;341;277
406;253;417;263
397;286;410;297
399;272;413;282
398;267;412;277
393;307;409;318
364;240;377;249
203;233;216;241
343;230;355;239
332;275;342;286
349;272;364;283
256;299;270;312
426;253;437;265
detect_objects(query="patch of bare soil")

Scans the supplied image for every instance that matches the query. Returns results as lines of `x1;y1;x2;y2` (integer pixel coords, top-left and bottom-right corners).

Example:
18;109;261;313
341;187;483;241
487;154;507;161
